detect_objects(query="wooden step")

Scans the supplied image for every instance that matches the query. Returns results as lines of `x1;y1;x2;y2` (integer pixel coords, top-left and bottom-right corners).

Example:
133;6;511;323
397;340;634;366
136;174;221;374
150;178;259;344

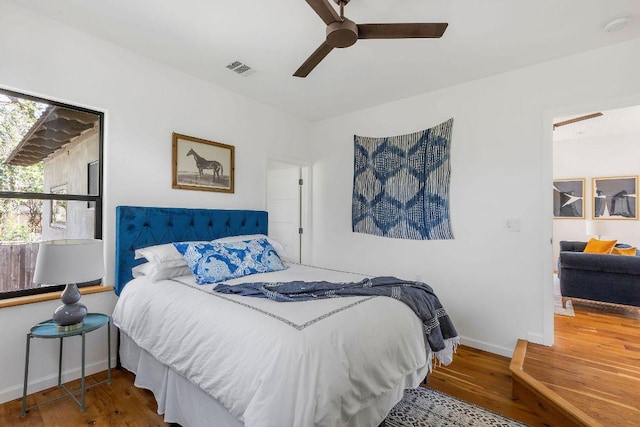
510;339;601;427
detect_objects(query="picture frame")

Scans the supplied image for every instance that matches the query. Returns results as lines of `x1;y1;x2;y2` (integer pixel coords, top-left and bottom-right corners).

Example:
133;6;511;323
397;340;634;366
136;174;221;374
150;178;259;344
50;183;67;229
592;175;638;220
553;178;585;219
172;132;235;193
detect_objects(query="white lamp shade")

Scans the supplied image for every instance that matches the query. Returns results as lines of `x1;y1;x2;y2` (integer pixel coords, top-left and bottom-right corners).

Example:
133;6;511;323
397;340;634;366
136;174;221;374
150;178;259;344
585;220;603;237
33;239;105;285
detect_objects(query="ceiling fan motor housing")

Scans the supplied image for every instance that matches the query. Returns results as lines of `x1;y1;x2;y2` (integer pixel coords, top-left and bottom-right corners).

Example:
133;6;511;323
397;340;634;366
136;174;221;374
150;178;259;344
327;18;358;48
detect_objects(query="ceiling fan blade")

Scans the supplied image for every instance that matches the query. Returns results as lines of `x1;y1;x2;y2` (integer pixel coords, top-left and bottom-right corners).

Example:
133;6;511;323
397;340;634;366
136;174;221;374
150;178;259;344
553;112;603;129
358;23;448;39
305;0;341;25
293;42;334;78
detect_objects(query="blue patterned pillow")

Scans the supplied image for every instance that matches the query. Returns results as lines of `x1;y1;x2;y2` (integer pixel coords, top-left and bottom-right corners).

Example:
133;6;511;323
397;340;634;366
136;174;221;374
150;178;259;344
173;238;286;284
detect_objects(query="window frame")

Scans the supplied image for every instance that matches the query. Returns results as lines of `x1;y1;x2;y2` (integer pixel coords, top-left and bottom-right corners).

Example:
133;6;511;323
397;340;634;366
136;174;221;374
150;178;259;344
88;160;99;209
0;87;104;300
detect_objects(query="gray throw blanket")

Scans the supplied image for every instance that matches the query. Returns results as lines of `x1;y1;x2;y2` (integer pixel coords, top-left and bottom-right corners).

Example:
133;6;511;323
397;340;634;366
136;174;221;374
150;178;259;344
214;276;458;354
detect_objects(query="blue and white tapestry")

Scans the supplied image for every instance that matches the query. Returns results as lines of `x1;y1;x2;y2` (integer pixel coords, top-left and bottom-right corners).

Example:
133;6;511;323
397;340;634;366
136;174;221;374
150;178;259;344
352;118;454;240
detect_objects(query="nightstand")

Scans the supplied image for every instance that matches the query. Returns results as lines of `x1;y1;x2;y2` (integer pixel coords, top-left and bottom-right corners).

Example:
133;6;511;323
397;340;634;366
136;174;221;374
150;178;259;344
21;313;112;416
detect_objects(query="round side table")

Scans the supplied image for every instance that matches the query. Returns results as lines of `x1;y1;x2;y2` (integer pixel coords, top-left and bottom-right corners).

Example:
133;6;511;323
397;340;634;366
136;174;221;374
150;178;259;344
21;313;111;416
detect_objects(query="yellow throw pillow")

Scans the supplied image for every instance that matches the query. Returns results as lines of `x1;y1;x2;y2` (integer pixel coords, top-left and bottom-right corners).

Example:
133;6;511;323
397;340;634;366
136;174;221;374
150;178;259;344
583;238;617;254
612;247;637;256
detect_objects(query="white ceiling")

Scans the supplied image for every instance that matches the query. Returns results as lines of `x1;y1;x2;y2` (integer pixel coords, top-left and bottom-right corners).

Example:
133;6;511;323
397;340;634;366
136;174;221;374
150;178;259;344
553;104;640;142
8;0;640;122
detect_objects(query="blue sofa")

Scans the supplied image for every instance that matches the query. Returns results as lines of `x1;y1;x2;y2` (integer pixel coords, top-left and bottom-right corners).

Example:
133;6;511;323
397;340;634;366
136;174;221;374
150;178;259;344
558;241;640;307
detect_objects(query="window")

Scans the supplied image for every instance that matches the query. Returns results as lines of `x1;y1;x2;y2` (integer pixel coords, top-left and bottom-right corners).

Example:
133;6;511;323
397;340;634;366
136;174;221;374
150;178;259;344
88;160;99;209
0;88;103;299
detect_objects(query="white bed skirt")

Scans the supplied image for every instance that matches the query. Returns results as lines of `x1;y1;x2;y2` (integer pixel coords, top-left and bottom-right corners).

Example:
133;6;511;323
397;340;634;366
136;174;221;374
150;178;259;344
119;332;426;426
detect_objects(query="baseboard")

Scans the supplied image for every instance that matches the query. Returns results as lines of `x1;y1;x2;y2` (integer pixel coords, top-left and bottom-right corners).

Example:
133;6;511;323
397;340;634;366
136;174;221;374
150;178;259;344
0;356;117;405
459;336;513;358
527;332;544;344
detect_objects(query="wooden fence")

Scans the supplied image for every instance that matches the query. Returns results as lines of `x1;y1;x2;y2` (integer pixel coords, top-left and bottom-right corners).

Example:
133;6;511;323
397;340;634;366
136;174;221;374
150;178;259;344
0;243;39;293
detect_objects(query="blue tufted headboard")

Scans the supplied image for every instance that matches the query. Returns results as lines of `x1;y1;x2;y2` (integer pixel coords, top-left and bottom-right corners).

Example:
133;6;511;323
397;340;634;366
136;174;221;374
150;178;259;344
115;206;268;295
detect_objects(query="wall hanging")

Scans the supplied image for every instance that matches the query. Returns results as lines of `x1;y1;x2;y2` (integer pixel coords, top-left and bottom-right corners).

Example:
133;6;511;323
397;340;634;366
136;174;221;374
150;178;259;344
352;118;454;240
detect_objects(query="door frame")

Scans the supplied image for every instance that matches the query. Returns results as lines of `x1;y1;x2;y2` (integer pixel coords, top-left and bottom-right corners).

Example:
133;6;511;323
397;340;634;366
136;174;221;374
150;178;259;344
542;92;640;346
265;156;312;264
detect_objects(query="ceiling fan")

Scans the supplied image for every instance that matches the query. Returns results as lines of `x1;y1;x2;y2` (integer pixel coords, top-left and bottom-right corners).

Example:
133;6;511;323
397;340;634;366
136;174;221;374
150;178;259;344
553;112;603;130
294;0;448;78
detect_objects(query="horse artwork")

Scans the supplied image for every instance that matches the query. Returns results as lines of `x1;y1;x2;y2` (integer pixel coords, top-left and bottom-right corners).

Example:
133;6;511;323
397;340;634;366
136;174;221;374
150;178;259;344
172;132;235;193
186;148;223;179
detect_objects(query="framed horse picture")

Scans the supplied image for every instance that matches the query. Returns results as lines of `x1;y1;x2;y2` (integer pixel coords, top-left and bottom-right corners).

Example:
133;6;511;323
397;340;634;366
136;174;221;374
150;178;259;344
172;132;235;193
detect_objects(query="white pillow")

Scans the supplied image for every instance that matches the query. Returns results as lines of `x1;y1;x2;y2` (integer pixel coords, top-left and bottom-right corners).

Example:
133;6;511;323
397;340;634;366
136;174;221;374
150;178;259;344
212;234;287;258
135;242;205;268
131;262;152;278
132;261;192;282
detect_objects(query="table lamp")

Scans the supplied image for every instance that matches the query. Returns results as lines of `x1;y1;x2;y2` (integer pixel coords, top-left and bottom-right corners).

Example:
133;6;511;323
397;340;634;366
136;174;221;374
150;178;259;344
33;239;105;331
585;220;603;240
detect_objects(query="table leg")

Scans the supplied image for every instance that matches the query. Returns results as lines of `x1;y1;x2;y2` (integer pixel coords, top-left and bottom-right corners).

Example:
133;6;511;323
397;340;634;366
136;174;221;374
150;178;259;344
21;334;31;417
107;318;112;384
81;331;86;412
58;337;63;386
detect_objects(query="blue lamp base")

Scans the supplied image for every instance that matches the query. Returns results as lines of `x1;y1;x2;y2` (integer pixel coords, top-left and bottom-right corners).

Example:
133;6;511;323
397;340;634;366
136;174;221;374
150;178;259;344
53;283;87;331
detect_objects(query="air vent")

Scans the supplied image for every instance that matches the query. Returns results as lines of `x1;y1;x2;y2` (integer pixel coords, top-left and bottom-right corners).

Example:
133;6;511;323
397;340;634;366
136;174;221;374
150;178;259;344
226;61;256;77
226;61;242;70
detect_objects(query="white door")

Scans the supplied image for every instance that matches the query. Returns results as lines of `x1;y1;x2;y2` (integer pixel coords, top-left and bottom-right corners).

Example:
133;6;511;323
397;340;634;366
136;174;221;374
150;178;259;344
267;165;301;263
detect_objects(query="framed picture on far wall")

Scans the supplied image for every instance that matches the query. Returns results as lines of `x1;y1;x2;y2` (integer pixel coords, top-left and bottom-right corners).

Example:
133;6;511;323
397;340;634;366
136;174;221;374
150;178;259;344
553;178;585;219
592;175;638;220
172;132;235;193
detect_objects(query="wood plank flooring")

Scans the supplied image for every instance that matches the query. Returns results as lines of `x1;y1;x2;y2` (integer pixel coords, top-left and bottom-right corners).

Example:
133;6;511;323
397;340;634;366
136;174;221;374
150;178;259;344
427;345;547;426
1;301;637;426
0;369;166;426
1;347;544;427
522;300;640;427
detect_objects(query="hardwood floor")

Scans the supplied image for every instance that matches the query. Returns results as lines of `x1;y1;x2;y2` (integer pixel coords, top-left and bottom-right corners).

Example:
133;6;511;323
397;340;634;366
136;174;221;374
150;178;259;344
0;370;167;426
428;345;548;426
522;300;640;427
1;347;544;427
1;302;637;426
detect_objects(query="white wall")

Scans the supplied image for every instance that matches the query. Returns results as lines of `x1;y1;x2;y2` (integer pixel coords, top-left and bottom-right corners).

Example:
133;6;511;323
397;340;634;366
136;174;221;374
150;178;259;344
0;1;312;403
553;132;640;264
310;37;640;356
42;129;99;241
0;292;118;405
3;0;640;405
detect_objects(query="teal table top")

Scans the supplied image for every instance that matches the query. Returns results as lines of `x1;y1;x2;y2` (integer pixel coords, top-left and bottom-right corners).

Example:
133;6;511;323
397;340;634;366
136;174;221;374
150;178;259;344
30;313;110;338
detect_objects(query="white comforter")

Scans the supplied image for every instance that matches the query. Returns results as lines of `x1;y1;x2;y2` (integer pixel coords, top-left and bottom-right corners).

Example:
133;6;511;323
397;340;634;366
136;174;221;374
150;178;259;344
112;264;432;427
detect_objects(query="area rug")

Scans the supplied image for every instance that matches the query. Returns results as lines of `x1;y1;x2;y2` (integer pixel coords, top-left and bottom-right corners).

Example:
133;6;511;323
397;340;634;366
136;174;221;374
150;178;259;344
566;294;640;319
385;387;528;426
553;275;575;316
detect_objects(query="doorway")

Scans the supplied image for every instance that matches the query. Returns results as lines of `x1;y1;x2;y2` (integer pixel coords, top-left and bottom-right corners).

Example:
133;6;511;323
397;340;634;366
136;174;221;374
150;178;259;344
551;103;640;339
542;98;640;345
266;159;310;264
552;104;640;275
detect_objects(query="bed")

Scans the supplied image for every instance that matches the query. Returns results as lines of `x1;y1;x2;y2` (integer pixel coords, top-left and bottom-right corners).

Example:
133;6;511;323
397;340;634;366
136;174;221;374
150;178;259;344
112;206;457;427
